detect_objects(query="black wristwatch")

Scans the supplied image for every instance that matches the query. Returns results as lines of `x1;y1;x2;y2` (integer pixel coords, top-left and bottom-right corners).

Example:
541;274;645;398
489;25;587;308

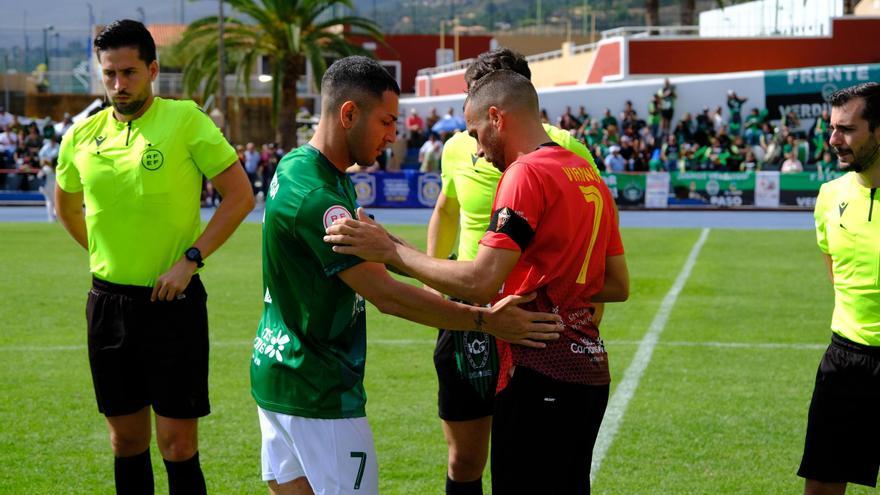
185;247;204;268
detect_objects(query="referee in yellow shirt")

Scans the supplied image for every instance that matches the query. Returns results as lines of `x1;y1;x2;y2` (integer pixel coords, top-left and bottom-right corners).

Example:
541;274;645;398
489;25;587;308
799;82;880;495
55;20;253;494
427;48;605;494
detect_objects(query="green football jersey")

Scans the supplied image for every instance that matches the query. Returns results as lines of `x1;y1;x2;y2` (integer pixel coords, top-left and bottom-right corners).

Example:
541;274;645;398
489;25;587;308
251;144;368;419
815;172;880;346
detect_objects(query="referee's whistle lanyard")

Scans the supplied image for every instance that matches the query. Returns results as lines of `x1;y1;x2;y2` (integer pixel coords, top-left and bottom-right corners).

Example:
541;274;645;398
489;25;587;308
869;188;876;222
125;121;132;147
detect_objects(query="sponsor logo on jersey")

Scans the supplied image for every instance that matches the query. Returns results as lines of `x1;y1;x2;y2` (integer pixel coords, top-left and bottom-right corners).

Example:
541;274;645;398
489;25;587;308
94;135;106;147
264;288;273;304
839;201;848;218
323;205;352;229
269;174;279;199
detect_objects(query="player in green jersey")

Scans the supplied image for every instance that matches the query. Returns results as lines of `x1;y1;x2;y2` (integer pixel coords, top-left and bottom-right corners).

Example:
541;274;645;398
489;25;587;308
55;20;254;495
798;82;880;495
251;56;561;495
426;48;605;494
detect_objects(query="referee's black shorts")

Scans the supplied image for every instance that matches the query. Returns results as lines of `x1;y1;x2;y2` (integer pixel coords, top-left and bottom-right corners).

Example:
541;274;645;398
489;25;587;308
86;275;210;419
799;333;880;487
491;366;609;494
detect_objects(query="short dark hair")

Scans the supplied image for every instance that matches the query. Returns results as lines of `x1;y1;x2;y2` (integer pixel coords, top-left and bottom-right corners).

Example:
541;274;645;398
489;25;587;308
94;19;157;64
830;82;880;131
464;48;531;88
467;69;538;117
321;56;400;113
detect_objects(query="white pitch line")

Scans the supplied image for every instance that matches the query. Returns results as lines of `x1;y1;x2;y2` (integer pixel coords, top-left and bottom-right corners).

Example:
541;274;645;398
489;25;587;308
590;227;711;484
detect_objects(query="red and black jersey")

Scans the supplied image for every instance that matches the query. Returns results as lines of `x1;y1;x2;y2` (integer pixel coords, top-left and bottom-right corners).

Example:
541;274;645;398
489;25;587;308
480;144;624;390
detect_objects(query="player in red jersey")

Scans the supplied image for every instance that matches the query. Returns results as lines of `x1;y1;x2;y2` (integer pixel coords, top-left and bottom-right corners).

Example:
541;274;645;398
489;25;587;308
324;69;629;493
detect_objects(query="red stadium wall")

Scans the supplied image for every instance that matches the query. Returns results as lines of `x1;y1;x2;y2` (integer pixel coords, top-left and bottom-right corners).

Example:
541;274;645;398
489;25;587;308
586;40;623;84
628;17;880;75
351;34;492;94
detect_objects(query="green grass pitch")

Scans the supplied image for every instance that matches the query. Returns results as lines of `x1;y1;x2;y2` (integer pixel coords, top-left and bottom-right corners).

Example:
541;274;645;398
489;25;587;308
1;221;870;494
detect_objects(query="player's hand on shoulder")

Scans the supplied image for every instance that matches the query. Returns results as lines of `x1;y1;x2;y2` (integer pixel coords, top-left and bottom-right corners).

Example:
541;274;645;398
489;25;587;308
484;292;562;349
324;207;396;264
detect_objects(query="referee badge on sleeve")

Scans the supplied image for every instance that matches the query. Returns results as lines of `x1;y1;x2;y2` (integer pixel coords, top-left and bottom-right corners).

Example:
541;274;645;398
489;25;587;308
323;205;352;229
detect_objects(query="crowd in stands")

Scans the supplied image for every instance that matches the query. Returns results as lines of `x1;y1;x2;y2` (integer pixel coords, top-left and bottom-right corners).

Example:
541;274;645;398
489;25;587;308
0;106;73;194
403;80;839;179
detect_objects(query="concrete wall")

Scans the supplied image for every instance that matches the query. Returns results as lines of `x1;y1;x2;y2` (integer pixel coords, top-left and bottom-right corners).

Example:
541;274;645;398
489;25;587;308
529;42;596;87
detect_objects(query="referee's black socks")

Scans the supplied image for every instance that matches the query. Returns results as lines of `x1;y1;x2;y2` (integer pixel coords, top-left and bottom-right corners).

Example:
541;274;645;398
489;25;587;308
164;451;207;495
114;448;154;495
447;475;483;495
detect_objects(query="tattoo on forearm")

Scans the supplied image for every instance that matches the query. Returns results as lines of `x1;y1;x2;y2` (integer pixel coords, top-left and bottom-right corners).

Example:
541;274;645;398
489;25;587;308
474;311;485;332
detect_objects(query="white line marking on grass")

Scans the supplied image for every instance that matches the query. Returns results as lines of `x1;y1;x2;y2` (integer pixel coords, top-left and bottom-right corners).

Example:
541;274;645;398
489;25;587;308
590;227;710;484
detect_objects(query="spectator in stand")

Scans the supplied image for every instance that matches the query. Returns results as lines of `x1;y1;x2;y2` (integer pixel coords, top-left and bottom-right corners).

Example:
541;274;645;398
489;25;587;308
694;107;713;147
621;100;637;130
606;145;626;172
601;108;618;130
42;117;57;141
576;106;589;128
37;152;56;222
743;108;763;146
39;135;59;166
648;94;661;138
540;108;550;124
243;142;261;196
0;106;12;128
0;125;16;162
781;150;804;173
418;132;442;172
659;78;676;136
816;151;836;180
675;113;695;144
583;120;602;148
782;109;802;134
812;109;831;162
425;107;441;134
558;106;579;132
741;150;759;172
407;108;425;148
727;90;748;132
661;134;680;172
58;114;74;138
619;136;636;171
711;106;725;134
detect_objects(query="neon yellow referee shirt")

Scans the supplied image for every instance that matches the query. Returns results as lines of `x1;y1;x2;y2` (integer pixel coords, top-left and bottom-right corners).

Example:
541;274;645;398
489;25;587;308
56;97;238;287
440;124;598;261
815;171;880;345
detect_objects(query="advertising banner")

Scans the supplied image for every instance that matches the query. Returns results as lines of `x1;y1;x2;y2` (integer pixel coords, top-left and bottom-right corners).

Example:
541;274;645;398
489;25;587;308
349;171;442;208
763;64;880;121
670;171;755;207
602;173;647;207
778;170;844;208
644;173;670;209
754;171;780;208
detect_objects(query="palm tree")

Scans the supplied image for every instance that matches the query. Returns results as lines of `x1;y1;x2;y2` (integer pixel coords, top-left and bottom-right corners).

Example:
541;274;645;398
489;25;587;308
176;0;383;149
645;0;659;33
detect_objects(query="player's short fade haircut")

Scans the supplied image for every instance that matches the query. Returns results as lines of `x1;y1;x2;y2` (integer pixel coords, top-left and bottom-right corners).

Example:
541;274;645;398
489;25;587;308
466;69;539;118
464;47;531;89
830;82;880;132
321;56;400;113
94;19;156;64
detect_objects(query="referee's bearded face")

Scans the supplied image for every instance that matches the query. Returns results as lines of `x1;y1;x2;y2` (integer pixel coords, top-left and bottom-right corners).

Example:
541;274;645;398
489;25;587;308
465;101;507;171
346;90;398;166
99;46;158;118
830;97;880;173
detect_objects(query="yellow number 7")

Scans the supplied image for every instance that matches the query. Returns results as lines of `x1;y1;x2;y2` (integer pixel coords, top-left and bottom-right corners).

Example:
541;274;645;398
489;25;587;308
577;185;603;284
